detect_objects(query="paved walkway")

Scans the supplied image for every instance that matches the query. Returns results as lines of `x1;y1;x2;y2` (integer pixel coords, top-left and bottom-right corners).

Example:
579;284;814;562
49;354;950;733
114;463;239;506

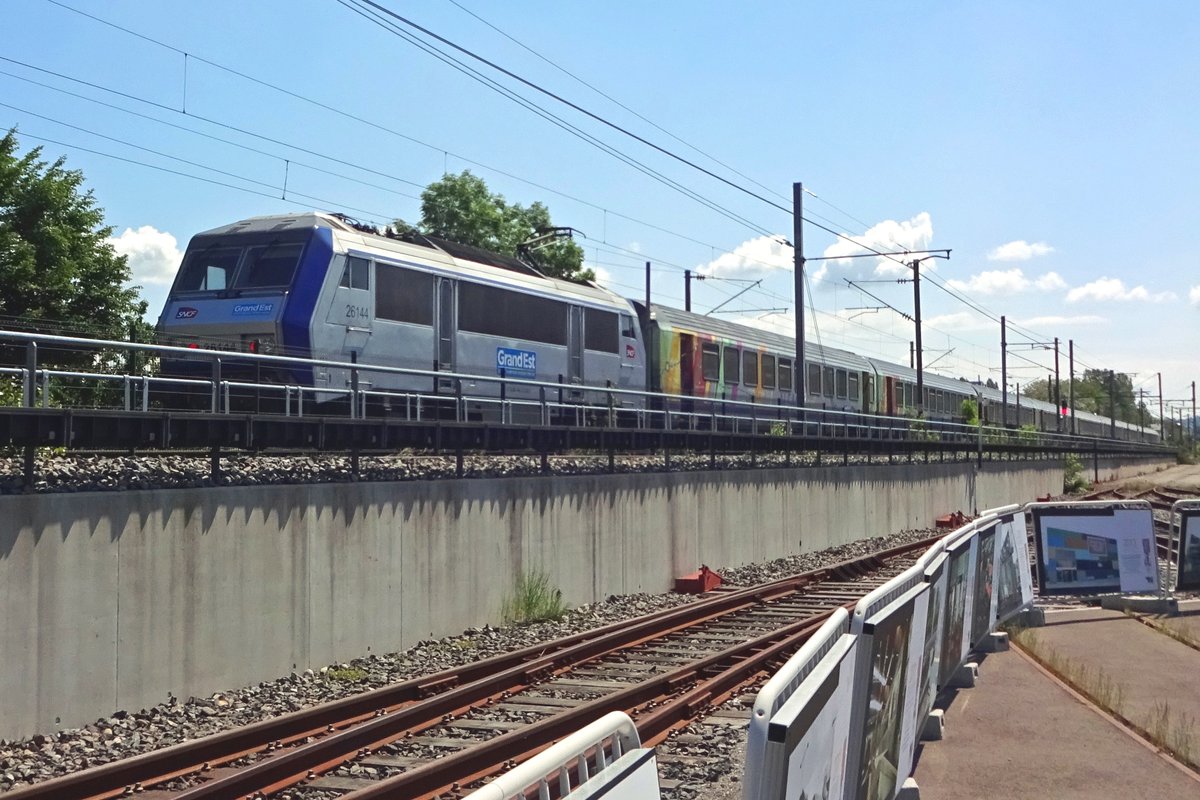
913;645;1200;799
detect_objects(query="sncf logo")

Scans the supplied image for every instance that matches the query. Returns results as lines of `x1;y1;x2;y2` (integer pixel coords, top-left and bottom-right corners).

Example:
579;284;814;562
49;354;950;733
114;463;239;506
175;307;199;319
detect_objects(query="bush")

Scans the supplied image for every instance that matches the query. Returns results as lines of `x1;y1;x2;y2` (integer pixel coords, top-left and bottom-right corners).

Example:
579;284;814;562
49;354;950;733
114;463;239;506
1063;453;1089;494
502;570;566;624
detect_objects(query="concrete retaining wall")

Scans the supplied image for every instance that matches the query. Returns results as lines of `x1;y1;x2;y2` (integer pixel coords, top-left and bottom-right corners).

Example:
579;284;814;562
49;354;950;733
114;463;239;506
0;456;1165;739
1092;456;1176;483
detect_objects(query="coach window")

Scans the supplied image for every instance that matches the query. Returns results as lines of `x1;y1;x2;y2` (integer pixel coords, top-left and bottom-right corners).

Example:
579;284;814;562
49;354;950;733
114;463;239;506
778;358;793;394
849;372;860;402
584;308;619;353
823;366;835;398
339;256;370;290
807;362;821;395
904;383;914;408
762;354;776;390
722;345;739;385
894;383;904;409
702;342;720;382
743;350;759;387
835;369;848;399
376;264;433;325
458;283;568;344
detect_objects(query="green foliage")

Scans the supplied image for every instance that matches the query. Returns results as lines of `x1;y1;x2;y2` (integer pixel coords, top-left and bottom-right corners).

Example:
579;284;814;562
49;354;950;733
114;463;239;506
0;129;151;363
399;170;593;283
1023;370;1148;427
324;665;368;683
960;398;979;426
501;569;567;625
1063;453;1089;494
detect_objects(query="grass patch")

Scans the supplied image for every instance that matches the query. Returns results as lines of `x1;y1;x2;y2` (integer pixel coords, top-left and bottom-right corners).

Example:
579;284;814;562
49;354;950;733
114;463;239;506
324;665;368;683
1012;629;1199;769
502;570;567;625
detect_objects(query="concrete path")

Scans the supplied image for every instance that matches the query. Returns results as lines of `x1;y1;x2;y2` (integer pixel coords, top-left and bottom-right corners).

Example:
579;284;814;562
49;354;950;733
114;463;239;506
913;647;1200;800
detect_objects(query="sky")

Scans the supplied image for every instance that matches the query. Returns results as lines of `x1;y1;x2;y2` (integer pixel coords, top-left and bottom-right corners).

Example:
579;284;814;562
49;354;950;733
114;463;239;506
3;0;1198;412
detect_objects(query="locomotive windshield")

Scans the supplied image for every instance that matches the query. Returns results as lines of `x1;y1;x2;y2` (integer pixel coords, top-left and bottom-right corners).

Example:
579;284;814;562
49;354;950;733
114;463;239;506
174;237;304;293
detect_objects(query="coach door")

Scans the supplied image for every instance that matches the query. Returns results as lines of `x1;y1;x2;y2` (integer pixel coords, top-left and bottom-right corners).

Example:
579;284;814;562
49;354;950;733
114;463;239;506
436;278;456;384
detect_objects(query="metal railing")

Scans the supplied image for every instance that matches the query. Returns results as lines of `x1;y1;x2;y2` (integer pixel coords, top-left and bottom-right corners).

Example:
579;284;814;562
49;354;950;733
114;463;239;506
0;328;1167;455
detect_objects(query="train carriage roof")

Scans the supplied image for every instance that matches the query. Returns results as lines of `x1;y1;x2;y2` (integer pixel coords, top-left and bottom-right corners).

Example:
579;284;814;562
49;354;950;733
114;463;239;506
865;358;979;396
645;303;873;372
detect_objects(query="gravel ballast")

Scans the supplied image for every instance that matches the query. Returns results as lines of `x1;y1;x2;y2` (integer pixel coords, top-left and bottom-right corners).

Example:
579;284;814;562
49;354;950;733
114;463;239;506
1;449;1019;495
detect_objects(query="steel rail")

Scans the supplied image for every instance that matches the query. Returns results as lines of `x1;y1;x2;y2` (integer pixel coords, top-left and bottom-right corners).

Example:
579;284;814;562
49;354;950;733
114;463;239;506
4;536;936;800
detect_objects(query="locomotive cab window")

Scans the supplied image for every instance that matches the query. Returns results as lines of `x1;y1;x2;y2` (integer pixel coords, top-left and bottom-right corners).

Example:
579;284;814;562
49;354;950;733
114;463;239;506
176;246;240;292
702;342;720;381
237;243;303;289
743;350;759;387
762;354;776;390
340;256;370;290
376;264;434;325
584;308;619;353
722;346;739;385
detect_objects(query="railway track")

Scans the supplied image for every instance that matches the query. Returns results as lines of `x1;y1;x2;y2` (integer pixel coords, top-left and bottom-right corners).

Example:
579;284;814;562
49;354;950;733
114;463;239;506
1077;486;1194;560
6;536;937;800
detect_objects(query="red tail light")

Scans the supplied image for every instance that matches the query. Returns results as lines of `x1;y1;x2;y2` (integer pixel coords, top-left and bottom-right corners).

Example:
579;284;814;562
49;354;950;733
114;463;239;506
187;342;199;349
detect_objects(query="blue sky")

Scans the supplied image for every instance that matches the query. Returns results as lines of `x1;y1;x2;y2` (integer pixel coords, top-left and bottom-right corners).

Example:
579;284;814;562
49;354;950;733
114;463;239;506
4;0;1198;410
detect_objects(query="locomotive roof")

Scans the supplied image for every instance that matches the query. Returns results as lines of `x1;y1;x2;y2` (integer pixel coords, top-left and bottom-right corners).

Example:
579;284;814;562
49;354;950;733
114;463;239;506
196;212;631;312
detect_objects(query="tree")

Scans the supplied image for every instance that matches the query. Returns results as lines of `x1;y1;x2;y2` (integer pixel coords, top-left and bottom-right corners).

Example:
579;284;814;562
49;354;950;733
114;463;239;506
399;171;593;283
0;129;150;367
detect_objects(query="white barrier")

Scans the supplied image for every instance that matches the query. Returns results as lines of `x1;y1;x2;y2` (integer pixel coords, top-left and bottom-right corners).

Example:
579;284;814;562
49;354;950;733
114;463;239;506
744;506;1040;800
462;711;656;800
1171;499;1200;590
744;609;854;800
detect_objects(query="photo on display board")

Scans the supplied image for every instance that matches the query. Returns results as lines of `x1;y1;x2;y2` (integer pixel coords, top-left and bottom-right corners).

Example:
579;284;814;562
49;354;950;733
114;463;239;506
938;540;973;688
1032;504;1158;595
767;637;858;800
919;557;947;725
971;526;996;647
856;594;916;800
1176;508;1200;591
993;516;1025;622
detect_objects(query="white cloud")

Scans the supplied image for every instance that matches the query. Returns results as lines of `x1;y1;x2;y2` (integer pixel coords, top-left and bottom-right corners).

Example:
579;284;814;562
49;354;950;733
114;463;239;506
946;268;1030;296
1034;271;1068;291
813;212;934;284
1190;285;1200;307
110;225;182;286
922;310;994;333
987;240;1054;262
1015;314;1107;327
699;234;793;279
1065;277;1175;303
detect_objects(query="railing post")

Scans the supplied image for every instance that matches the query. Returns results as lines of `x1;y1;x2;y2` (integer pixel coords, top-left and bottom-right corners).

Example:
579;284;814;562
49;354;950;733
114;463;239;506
40;370;49;408
211;357;221;413
142;376;150;412
23;341;36;407
350;351;359;420
606;380;615;429
124;375;132;412
223;381;231;414
540;386;548;426
455;379;464;423
499;367;507;425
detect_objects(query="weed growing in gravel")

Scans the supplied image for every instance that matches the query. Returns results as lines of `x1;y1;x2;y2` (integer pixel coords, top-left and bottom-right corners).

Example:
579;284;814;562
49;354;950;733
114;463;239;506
324;666;368;683
502;570;566;624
